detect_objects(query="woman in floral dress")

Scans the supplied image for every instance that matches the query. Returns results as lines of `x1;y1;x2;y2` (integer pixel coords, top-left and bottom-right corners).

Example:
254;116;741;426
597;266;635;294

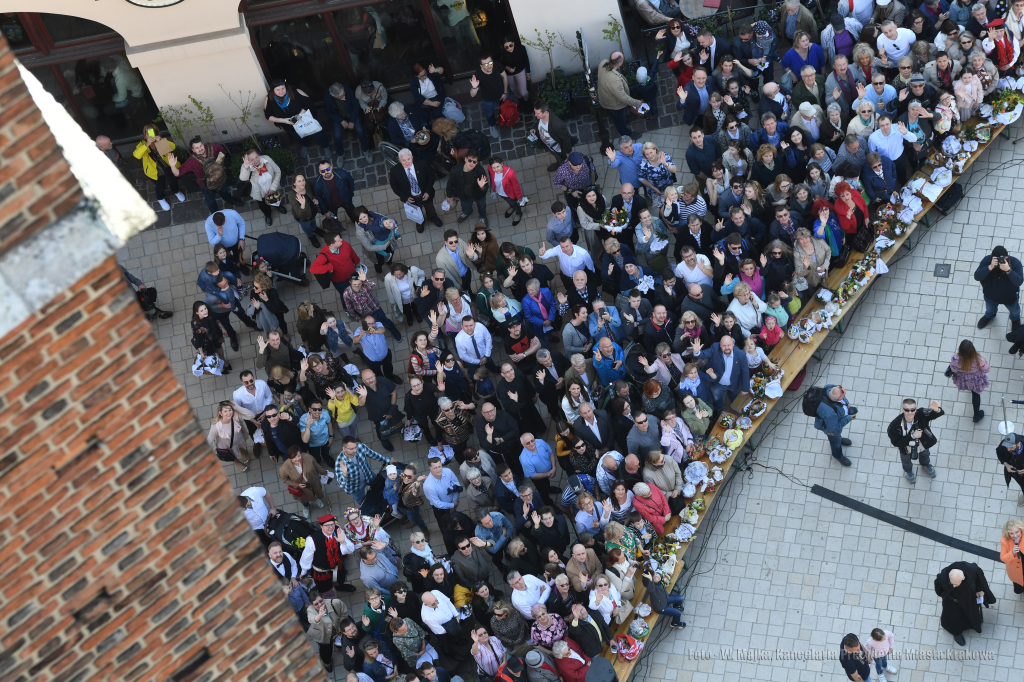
949;339;989;423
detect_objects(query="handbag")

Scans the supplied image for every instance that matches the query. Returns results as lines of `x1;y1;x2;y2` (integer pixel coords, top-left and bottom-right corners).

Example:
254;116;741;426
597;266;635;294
944;365;955;379
293;110;323;138
832;243;852;268
287;485;304;497
441;617;462;639
379;417;403;438
313;252;333;290
404;202;425;224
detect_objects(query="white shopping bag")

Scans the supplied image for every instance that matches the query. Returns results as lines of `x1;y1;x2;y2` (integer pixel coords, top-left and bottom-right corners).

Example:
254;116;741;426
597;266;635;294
404;203;425;224
293;110;323;138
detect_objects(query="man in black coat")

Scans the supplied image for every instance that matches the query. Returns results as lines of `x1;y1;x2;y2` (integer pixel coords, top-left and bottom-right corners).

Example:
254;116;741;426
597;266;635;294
531;100;574;171
676;214;716;260
721;205;767;250
573;401;614;454
642;305;675;355
494;462;527;515
887;398;944;484
561;269;601;309
975;245;1024;330
534;348;571;418
934;562;995;646
678;283;718;328
476;401;523;475
768;205;803;247
262;408;304;463
415;268;458;319
497;362;544;433
566;604;612;657
610;184;648;231
388;148;443;231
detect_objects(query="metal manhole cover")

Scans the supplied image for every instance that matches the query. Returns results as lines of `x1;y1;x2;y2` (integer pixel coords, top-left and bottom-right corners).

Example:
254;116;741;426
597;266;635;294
934;264;951;278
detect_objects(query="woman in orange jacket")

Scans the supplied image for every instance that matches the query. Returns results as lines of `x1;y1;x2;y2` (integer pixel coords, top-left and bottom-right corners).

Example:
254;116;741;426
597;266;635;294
1000;519;1024;594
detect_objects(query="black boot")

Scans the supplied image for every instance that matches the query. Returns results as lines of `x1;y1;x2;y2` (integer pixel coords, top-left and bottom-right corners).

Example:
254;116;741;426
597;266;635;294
309;234;321;249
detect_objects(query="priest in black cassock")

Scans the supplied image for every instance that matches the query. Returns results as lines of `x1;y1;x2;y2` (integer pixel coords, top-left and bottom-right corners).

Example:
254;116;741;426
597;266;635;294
934;562;996;646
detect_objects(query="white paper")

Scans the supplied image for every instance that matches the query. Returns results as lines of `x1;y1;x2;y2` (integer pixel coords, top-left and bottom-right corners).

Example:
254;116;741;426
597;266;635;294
441;198;451;211
404;202;424;224
637;102;651;115
649;237;669;253
875;258;889;274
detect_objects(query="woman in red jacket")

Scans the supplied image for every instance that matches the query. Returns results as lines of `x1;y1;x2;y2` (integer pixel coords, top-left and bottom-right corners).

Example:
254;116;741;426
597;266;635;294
309;231;360;295
631;481;672;535
552;639;591;682
832;181;870;248
487;156;524;226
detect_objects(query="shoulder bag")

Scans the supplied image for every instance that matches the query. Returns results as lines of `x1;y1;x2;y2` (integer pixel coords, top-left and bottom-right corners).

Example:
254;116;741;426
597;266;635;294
215;421;237;462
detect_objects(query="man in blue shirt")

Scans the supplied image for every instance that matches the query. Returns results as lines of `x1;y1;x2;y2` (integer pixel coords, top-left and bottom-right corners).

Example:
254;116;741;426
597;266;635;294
352;316;401;384
473;511;513;566
520;432;557;506
204;210;248;279
422;457;462;522
604;136;644;188
299;399;334;468
589;299;625;342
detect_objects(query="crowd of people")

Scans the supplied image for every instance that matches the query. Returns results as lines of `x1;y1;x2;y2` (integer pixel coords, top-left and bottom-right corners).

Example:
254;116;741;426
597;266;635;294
104;0;1024;678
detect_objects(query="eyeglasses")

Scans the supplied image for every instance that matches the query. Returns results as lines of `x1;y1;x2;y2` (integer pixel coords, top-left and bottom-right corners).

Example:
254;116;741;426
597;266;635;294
524;438;536;444
433;276;445;281
574;443;587;450
309;407;322;412
394;588;407;593
265;413;279;418
904;407;917;412
319;167;332;174
871;163;882;170
660;353;672;359
899;65;912;70
481;60;493;66
402;473;413;478
413;538;426;543
458;544;471;550
465;159;478;165
635;418;647;425
242;379;255;386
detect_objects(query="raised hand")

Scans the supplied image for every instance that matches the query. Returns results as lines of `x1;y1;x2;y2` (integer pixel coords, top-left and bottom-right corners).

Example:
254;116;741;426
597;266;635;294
300;357;309;372
477;175;488;188
929;400;941;411
833;87;842;102
508;264;518;278
536;369;546;383
760;253;767;267
508;390;519;402
470;75;480;89
691;337;703;355
355;385;368;398
638;355;649;367
556;292;568;304
257;336;268;353
710;313;721;327
677;85;688;102
605;147;616;161
713;245;726;263
655;28;667;40
325;387;337;399
723;95;734;106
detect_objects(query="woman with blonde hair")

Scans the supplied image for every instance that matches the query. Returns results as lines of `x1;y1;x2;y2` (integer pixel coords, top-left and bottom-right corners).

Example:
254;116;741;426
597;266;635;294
249;272;288;336
1001;519;1024;594
637;141;677;205
792;226;831;290
725;281;767;337
949;339;989;423
751;144;783;188
442;286;474;347
206;400;253;471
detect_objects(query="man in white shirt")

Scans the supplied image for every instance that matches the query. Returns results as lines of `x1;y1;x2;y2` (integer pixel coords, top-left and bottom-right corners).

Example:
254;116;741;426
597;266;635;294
232;370;275;446
455;317;498;376
268;541;300;588
868;113;917;182
876;20;916;63
240;486;278;544
539;236;597;291
421;590;469;661
674;246;714;287
508;570;552;619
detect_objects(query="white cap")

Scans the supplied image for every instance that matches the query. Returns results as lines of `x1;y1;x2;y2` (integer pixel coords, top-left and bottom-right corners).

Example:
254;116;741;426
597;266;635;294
876;0;892;6
386;464;398;476
636;66;648;84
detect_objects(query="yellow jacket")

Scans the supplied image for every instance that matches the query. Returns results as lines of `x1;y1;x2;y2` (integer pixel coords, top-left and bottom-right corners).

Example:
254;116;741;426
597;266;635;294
133;139;180;181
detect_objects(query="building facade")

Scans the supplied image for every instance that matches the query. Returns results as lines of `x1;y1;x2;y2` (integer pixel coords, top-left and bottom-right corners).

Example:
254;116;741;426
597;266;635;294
0;0;625;144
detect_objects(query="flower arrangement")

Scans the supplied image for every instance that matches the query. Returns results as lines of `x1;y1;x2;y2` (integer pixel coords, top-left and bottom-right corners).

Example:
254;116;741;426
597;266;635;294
600;208;629;227
690;498;706;512
873;204;908;240
681;506;700;525
992;89;1024;114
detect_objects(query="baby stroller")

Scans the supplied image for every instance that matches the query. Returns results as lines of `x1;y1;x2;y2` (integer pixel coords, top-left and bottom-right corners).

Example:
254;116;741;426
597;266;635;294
251;232;309;286
265;510;316;561
359;459;405;527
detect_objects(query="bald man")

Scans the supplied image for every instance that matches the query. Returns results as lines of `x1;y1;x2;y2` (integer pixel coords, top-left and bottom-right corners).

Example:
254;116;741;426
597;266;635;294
934;562;995;646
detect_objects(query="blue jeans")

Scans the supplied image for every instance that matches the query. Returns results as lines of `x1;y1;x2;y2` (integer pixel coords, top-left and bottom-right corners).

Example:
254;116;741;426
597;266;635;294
984;297;1021;321
332;118;370;155
661;593;685;625
200;182;236;214
352;483;367;505
483;99;500;127
826;432;845;460
369;307;401;337
297;219;318;240
875;656;888;675
708;382;729;412
332;280;351;297
606;107;633;137
401;503;429;534
460;194;487;222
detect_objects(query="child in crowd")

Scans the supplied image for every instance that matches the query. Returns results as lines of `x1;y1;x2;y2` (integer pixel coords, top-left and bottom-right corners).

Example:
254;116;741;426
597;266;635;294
213;244;243;281
382;464;402;519
711;311;745;346
781;283;802;314
473;367;497;404
744;335;779;373
863;628;897;682
763;292;789;328
757;315;783;351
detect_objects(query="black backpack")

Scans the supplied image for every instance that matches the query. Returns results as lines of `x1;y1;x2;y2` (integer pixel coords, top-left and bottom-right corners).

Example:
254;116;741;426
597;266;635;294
801;386;827;418
453;129;491;161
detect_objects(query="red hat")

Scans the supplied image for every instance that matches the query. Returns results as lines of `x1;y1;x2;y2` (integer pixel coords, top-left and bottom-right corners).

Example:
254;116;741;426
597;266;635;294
989;17;1007;28
317;514;337;524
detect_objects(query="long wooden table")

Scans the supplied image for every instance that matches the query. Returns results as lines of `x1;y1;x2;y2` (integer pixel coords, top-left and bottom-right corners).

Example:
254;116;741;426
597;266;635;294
598;116;1016;681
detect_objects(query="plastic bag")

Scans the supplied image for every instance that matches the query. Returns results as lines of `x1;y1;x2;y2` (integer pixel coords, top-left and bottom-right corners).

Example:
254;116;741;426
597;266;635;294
443;97;466;123
294;110;323;138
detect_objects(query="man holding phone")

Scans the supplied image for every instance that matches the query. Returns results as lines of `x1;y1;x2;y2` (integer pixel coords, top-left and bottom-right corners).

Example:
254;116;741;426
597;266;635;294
974;245;1024;330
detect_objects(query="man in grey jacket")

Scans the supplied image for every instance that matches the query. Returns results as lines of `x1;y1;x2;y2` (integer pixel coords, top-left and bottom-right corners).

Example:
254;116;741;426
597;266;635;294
450;534;497;587
626;410;662;459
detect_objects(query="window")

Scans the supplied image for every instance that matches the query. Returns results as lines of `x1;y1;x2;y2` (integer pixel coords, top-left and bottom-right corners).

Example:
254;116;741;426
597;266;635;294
333;0;441;89
253;15;346;99
428;0;482;76
57;56;158;141
39;12;116;44
0;13;33;51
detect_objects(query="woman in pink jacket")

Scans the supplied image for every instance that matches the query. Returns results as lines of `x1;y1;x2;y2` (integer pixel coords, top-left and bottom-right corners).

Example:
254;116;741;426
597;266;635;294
487;156;524;226
631;481;672;534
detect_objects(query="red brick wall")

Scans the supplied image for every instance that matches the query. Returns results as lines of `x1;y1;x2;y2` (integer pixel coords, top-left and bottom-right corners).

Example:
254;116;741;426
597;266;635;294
0;36;83;254
0;256;323;682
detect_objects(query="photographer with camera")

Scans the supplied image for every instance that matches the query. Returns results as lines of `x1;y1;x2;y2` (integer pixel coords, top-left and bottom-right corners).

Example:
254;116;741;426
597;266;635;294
887;398;944;484
975;245;1024;330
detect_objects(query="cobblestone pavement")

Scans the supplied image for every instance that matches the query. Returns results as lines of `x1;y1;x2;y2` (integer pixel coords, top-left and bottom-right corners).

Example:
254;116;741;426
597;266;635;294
117;96;1024;680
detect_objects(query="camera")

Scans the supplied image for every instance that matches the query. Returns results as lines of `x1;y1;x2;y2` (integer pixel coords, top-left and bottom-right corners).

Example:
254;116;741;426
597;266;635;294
999;256;1007;264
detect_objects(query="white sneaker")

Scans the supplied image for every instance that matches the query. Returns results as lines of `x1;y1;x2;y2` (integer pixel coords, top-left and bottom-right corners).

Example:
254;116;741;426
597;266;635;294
334;636;344;647
886;665;898;674
1018;493;1024;506
315;498;324;508
157;198;170;211
877;673;886;682
489;125;500;139
174;191;186;202
302;506;310;519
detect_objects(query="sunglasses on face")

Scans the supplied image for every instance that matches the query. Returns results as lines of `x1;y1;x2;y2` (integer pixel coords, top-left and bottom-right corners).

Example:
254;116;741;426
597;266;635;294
466;159;478;165
266;413;279;418
635;418;647;425
904;407;917;412
319;167;332;174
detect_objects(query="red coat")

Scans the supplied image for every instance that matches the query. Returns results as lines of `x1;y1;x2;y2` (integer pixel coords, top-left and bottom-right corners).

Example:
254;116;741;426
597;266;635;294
486;164;523;200
554;638;591;682
633;485;671;535
310;240;360;283
834;191;869;235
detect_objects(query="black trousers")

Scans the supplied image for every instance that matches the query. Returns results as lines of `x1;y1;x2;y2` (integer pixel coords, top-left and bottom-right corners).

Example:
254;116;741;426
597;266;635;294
307;443;332;467
212;312;238;345
532;476;554;507
362;348;399;382
318;641;334;670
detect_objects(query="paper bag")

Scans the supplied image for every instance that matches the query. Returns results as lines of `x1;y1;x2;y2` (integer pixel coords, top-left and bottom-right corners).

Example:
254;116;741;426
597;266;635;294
404;203;425;224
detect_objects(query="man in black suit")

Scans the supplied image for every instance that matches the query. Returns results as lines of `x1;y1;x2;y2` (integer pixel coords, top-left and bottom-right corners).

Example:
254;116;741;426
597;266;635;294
609;183;646;250
567;604;612;657
678;283;717;328
533;348;571;418
572;401;613;454
415;268;457;319
389;148;444;231
531;99;574;172
768;205;803;246
476;401;523;475
675;213;715;261
560;269;600;310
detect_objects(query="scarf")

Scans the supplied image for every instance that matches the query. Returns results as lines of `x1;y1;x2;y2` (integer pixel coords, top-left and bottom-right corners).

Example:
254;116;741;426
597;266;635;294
410;543;438;564
679;375;702;396
739;269;763;297
973;64;992;90
762;159;775;171
274;90;291;109
325;532;343;568
530;292;549;319
937;63;953;89
994;33;1015;71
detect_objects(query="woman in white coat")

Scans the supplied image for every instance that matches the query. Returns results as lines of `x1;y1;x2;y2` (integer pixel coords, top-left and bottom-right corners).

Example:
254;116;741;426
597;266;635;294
384;263;425;323
239;149;284;226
